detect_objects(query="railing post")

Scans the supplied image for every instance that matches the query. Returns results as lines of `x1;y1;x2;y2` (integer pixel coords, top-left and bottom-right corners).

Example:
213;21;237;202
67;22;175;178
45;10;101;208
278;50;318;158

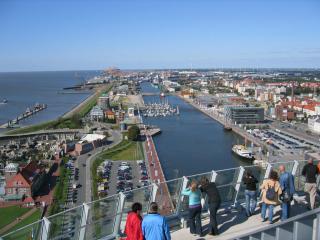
233;166;245;206
151;182;159;202
113;192;126;237
40;217;51;240
210;170;217;182
292;160;299;176
264;163;272;179
78;203;90;240
176;176;188;214
315;213;320;240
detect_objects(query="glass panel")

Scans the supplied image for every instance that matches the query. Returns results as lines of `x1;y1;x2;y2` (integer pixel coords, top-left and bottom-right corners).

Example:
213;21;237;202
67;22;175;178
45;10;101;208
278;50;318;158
215;168;240;186
47;205;83;240
294;160;308;192
217;185;237;203
119;186;152;234
270;161;295;175
85;195;119;239
152;179;183;216
237;165;267;202
2;220;42;240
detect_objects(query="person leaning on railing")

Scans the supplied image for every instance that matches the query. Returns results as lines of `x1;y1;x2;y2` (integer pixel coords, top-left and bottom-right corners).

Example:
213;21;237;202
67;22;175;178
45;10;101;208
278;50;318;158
181;180;203;237
279;165;295;221
199;177;221;236
242;170;258;217
123;202;143;240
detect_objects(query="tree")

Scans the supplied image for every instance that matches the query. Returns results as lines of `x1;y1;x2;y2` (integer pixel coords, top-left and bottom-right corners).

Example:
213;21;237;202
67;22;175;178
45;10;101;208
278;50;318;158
128;125;140;141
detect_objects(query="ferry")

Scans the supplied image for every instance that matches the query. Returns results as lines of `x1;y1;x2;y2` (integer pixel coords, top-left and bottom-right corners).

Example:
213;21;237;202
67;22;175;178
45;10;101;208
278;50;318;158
232;145;254;160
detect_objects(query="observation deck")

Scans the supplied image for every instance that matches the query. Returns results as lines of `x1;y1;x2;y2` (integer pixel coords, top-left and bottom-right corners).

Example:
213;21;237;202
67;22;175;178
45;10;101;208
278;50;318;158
1;159;320;240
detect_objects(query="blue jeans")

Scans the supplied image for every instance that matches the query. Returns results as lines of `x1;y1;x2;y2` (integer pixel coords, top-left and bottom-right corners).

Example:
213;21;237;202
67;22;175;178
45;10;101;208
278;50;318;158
245;190;257;216
261;203;274;222
281;201;290;220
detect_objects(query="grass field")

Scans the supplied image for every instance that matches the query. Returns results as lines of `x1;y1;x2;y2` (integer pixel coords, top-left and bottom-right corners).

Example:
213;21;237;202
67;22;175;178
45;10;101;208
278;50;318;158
0;206;31;229
4;209;41;234
109;141;144;160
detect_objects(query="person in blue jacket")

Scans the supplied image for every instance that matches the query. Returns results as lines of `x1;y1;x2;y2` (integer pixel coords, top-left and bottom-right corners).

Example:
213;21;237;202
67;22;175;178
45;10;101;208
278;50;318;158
279;165;295;221
181;179;203;237
142;202;171;240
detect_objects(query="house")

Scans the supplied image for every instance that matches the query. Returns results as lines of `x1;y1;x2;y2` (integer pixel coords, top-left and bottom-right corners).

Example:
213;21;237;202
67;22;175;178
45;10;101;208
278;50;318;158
5;173;31;200
105;110;116;121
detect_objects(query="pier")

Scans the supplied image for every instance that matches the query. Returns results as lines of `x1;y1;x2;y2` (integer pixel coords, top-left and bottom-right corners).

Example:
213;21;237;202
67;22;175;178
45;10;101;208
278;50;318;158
0;103;47;129
144;132;175;215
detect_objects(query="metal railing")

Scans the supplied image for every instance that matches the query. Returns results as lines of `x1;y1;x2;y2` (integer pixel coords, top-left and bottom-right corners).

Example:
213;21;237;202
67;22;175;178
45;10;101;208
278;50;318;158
0;159;314;240
235;207;320;240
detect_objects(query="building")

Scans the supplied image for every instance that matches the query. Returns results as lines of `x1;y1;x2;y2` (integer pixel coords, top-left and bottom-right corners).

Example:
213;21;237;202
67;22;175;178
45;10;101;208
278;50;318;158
97;94;110;109
4;161;43;201
308;116;320;133
104;110;116;121
74;134;107;155
90;106;104;121
224;105;264;124
4;163;19;182
275;105;295;121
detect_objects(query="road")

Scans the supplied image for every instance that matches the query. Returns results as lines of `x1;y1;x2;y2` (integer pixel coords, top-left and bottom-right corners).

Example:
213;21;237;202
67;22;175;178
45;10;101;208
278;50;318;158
75;129;122;205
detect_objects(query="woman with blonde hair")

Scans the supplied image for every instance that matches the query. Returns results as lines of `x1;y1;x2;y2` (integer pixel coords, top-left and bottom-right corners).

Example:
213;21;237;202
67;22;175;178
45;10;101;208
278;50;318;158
182;179;203;237
260;170;282;224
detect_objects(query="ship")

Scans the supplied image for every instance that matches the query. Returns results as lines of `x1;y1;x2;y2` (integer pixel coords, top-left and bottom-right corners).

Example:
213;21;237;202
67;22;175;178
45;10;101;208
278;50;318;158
232;145;254;160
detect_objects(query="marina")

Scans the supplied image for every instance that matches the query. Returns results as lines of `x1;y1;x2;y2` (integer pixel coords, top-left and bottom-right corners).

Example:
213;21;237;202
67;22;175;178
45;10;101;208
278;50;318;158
142;101;179;118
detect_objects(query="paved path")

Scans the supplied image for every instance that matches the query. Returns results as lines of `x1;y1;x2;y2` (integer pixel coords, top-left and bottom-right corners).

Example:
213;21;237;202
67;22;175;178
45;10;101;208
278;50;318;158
0;207;38;235
76;129;122;205
145;134;174;215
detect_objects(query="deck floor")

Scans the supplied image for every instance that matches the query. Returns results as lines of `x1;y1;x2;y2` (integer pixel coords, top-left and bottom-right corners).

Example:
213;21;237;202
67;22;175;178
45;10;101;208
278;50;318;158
171;197;309;240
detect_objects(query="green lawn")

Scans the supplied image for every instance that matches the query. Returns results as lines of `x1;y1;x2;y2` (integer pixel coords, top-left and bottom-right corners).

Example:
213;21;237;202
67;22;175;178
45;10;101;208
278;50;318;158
0;206;31;229
109;141;144;160
4;209;41;234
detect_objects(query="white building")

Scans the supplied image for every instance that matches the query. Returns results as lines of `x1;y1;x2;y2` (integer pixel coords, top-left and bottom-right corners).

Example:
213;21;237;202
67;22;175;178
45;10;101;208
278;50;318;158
90;106;104;121
308;116;320;133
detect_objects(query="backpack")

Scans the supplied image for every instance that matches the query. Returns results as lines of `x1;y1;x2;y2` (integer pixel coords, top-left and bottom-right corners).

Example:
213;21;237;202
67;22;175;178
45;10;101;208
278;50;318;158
266;182;276;201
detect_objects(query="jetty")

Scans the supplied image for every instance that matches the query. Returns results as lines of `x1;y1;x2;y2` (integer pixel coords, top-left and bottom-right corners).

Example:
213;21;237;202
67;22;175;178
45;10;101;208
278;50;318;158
0;103;47;129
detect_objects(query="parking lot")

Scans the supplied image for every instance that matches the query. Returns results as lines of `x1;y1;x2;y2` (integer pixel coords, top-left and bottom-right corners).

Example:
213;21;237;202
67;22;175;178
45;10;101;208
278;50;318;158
97;160;150;197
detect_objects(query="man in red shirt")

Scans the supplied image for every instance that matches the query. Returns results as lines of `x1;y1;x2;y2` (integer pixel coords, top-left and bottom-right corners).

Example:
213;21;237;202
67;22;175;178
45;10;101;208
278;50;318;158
124;202;143;240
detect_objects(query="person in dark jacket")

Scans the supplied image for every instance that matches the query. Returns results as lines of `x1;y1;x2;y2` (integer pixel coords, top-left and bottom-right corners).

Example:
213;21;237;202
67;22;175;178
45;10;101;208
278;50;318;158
242;170;258;217
302;159;319;209
124;202;143;240
200;177;221;236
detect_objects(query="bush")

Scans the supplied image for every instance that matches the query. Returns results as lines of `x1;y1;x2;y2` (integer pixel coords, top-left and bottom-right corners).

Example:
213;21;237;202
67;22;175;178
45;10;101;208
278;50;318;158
128;125;140;141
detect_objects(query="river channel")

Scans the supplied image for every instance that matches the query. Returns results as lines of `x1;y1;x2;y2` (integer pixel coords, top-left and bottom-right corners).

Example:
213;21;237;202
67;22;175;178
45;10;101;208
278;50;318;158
141;82;248;180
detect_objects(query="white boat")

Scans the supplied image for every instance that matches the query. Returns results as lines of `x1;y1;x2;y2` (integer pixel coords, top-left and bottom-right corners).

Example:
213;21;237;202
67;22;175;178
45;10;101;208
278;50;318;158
232;145;254;160
0;99;8;104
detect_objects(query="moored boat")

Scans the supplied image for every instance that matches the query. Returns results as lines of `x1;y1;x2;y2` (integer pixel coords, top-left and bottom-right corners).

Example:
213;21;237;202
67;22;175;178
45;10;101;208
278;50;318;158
232;145;254;160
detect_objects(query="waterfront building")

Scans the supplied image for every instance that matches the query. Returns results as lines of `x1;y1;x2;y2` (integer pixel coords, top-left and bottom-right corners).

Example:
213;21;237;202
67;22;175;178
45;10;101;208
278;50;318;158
97;94;110;109
89;105;104;121
224;105;264;124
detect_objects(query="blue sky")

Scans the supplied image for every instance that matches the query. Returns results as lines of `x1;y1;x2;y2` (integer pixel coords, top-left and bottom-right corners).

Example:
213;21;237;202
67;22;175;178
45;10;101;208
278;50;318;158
0;0;319;71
